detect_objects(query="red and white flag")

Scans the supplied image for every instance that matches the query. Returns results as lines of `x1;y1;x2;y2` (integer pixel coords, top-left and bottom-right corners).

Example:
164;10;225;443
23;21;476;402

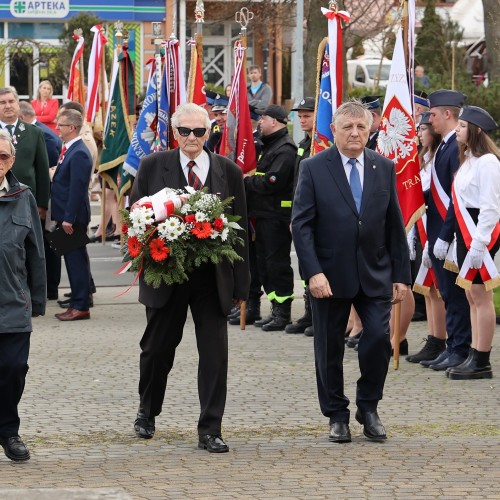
67;33;85;105
377;28;425;232
222;41;256;174
85;25;108;124
187;40;206;107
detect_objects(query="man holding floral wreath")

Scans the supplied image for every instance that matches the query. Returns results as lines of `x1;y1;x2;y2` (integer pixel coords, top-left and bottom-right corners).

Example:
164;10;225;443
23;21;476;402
129;103;250;453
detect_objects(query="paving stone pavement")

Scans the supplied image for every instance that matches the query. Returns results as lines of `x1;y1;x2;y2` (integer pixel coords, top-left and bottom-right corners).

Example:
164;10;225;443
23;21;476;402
0;286;499;499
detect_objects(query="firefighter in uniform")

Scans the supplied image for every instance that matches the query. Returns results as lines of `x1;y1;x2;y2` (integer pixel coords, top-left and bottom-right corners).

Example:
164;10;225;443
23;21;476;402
285;97;315;336
361;95;382;151
244;105;297;331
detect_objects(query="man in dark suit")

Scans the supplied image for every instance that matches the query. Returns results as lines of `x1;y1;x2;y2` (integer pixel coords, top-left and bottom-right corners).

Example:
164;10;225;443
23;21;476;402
0;87;50;220
292;100;411;443
130;103;250;453
423;89;471;370
50;109;93;321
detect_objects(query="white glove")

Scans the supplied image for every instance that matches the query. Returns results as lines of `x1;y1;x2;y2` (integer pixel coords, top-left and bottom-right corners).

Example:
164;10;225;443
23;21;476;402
407;231;416;261
433;238;450;260
469;239;486;269
422;241;433;269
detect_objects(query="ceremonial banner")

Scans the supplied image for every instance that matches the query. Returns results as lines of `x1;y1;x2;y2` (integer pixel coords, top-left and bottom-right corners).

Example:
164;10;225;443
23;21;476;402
221;41;256;174
67;32;85;105
158;37;187;150
187;40;207;106
85;25;107;124
99;45;136;199
377;28;425;231
123;60;158;177
311;6;350;156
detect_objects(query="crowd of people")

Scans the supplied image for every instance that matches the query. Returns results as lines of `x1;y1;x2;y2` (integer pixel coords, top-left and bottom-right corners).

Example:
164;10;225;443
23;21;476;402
0;64;498;461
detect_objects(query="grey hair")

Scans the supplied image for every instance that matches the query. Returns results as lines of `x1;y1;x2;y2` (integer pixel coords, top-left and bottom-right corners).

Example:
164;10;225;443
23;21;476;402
19;101;36;118
171;103;210;130
0;87;19;101
332;99;373;129
58;108;83;131
0;129;16;156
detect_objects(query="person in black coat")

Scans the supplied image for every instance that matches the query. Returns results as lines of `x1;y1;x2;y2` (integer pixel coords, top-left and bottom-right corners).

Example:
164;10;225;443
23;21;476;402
130;103;250;453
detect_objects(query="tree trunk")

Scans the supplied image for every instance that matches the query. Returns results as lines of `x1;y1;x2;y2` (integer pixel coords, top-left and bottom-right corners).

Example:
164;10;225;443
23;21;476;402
482;0;500;83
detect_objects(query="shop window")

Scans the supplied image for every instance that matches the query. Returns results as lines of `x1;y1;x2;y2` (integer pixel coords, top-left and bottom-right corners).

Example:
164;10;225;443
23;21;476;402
10;52;32;97
9;23;62;39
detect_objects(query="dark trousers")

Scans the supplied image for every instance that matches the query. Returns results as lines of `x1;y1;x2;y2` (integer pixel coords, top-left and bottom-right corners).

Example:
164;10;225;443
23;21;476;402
64;245;91;310
44;238;61;298
255;218;294;299
0;332;30;437
248;227;263;300
139;265;228;436
429;246;471;357
311;292;392;423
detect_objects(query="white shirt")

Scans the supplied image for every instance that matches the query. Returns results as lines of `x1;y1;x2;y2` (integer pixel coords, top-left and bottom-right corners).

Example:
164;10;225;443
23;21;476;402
179;149;210;185
339;151;364;188
420;151;432;192
454;151;500;246
0;119;18;131
0;175;9;197
63;135;82;151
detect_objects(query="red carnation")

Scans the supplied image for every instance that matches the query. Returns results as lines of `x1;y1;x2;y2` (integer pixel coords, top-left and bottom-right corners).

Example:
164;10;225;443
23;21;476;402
213;217;224;232
185;214;196;224
149;238;170;262
191;221;212;239
127;236;142;258
121;223;129;235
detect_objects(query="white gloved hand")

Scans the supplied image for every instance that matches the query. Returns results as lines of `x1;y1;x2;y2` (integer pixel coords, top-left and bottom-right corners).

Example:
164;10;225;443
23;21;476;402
407;231;416;261
422;241;433;268
433;238;450;260
469;239;486;269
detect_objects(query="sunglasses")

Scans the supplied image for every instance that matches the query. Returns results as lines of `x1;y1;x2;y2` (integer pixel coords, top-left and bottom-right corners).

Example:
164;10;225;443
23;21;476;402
176;127;207;138
0;153;12;161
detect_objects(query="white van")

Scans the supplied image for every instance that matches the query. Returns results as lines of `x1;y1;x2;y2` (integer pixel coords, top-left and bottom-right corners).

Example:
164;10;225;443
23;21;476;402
347;58;392;89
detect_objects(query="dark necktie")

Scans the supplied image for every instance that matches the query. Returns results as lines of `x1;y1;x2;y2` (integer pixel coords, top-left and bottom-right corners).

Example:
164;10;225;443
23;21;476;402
348;158;362;212
187;160;203;190
5;124;14;136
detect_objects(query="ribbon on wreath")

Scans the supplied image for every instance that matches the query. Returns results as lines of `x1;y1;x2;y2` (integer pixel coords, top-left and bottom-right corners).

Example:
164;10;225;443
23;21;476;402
452;183;500;291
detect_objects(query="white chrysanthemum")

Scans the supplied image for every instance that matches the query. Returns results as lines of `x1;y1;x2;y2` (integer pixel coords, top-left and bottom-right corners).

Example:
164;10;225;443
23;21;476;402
195;211;207;222
127;227;138;238
220;228;229;241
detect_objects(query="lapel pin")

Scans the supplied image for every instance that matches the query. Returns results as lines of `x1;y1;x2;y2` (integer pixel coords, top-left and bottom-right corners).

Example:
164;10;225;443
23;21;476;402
373;164;376;169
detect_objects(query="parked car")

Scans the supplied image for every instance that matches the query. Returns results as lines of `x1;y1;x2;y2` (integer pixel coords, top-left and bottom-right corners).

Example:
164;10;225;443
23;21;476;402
347;58;392;89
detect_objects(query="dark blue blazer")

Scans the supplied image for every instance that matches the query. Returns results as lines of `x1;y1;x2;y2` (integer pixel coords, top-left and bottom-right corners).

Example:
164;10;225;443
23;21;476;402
35;119;62;167
426;133;460;244
292;146;411;298
50;139;93;226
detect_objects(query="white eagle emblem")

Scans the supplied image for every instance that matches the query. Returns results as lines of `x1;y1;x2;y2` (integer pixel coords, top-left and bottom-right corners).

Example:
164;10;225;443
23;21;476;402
377;107;414;160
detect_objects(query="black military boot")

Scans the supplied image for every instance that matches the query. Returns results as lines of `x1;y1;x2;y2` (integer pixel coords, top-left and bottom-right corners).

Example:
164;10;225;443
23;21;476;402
262;301;292;332
285;291;312;334
254;301;275;328
229;297;261;325
304;325;314;337
406;335;446;363
227;305;240;322
447;349;493;380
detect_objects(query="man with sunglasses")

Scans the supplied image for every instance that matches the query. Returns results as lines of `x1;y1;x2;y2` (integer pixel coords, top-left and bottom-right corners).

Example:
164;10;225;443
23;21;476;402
130;103;250;453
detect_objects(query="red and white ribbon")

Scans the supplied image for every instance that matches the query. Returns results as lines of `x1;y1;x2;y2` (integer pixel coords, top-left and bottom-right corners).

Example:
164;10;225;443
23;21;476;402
430;159;450;221
413;215;439;295
452;183;500;290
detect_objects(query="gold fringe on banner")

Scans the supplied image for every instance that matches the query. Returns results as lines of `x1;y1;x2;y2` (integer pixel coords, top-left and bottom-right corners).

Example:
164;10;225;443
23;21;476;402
412;283;430;297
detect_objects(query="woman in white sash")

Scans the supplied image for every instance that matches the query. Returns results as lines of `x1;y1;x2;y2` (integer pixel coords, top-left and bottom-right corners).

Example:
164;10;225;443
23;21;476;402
447;106;500;380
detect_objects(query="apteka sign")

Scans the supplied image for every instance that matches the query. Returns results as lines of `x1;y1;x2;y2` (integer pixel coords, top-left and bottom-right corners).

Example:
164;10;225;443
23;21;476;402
10;0;69;18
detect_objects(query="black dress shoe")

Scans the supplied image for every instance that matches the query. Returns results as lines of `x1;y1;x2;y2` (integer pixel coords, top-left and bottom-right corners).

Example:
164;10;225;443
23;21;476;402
134;411;155;439
355;410;387;441
58;295;94;309
64;292;72;298
198;434;229;453
0;436;30;461
420;349;449;368
346;331;363;348
47;293;58;300
329;422;351;443
430;352;467;371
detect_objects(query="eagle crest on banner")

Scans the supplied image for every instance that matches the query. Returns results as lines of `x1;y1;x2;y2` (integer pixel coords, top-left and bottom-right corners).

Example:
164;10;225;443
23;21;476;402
377;103;415;161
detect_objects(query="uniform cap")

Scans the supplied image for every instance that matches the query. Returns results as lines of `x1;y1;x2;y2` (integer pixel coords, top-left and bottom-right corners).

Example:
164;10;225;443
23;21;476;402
428;89;467;108
257;104;288;124
459;105;498;132
205;90;217;105
361;95;382;110
414;89;430;108
418;111;432;126
212;94;229;112
291;97;315;112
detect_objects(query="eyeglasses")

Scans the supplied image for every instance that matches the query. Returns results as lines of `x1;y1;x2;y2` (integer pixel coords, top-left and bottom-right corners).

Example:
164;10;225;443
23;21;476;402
0;153;12;161
57;123;73;128
176;127;207;138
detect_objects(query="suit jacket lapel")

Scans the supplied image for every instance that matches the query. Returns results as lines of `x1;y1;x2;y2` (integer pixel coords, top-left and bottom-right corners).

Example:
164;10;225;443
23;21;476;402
326;146;358;215
13;120;28;146
207;151;227;198
161;149;184;189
